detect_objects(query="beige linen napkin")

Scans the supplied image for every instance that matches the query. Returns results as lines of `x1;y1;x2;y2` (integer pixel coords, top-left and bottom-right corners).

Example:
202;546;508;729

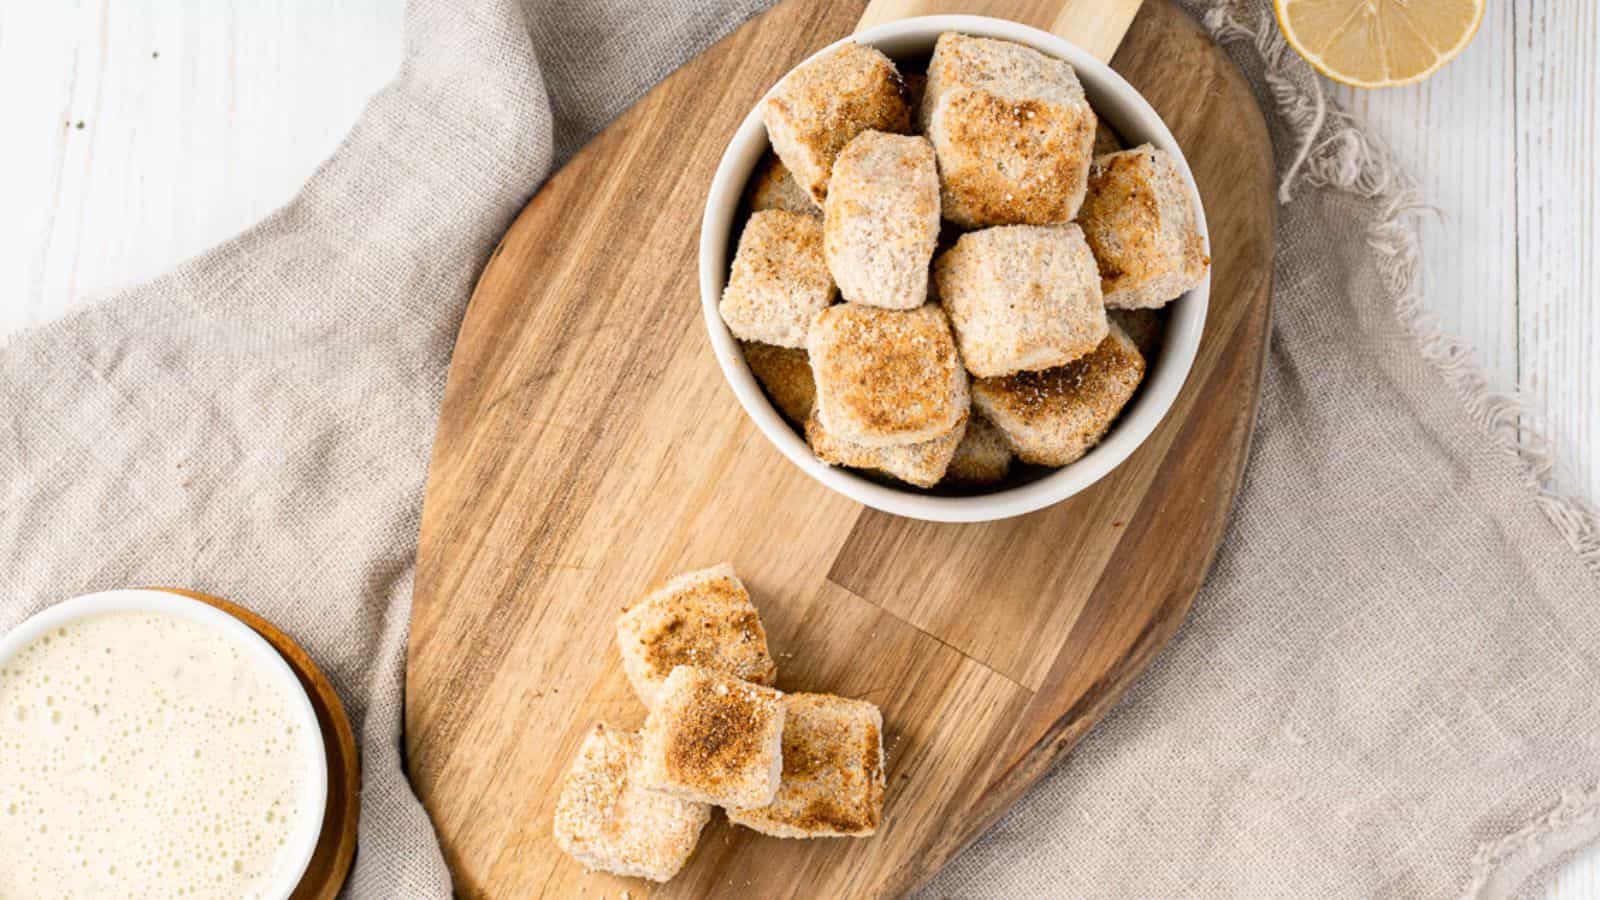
2;0;1596;896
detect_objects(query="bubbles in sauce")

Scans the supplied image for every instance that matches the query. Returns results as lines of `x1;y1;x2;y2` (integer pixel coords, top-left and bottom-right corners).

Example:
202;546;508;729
0;613;315;899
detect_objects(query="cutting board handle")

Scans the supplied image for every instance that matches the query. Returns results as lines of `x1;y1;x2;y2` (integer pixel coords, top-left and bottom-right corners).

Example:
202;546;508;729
856;0;1143;63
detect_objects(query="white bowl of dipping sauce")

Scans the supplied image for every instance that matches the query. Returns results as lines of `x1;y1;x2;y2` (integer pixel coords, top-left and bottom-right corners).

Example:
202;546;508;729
0;589;327;900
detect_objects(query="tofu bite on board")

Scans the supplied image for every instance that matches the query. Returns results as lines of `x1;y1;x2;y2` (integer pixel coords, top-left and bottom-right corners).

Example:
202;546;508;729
920;32;1097;227
972;323;1146;467
1078;145;1210;309
824;131;940;310
934;224;1108;378
719;210;835;348
745;153;819;216
806;409;968;489
941;413;1013;486
741;342;816;425
727;693;887;839
809;303;969;447
637;666;787;808
762;42;912;206
552;724;712;883
616;564;778;709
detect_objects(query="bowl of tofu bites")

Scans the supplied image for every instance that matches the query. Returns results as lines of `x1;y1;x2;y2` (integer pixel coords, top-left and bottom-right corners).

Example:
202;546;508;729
700;15;1210;523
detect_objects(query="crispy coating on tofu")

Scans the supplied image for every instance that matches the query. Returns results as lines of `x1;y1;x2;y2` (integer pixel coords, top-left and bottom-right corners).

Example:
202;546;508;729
806;409;967;488
1108;307;1165;359
719;210;835;348
745;152;818;216
727;693;887;839
920;33;1096;227
809;303;970;447
552;724;711;882
742;342;816;425
941;412;1013;485
934;224;1108;378
762;42;912;206
1079;145;1210;309
616;564;777;709
972;323;1146;467
824;131;940;310
637;666;787;808
1093;117;1126;156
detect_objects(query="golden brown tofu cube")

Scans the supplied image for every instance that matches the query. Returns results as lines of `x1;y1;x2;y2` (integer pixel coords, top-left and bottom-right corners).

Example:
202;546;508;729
762;42;912;206
921;33;1096;227
744;152;818;216
727;693;887;839
616;564;777;709
971;323;1145;467
934;224;1107;378
552;723;711;882
823;131;940;310
808;303;969;447
806;410;968;489
742;342;816;425
637;666;786;808
1079;145;1209;309
941;413;1013;486
719;210;835;348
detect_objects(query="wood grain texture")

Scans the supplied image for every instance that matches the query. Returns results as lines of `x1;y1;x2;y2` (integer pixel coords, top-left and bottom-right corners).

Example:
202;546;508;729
5;0;1597;896
856;0;1142;60
156;588;360;900
404;0;1275;895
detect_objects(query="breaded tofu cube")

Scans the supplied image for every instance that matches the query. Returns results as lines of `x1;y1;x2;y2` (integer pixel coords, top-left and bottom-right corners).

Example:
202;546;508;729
920;33;1097;227
809;303;969;447
762;42;912;206
727;693;886;839
823;131;940;310
741;342;815;425
616;564;778;709
971;323;1146;467
934;224;1108;378
941;413;1013;486
1093;117;1126;156
637;666;787;808
1109;308;1165;359
745;153;818;216
719;210;835;348
552;723;712;882
806;409;968;489
1079;145;1210;309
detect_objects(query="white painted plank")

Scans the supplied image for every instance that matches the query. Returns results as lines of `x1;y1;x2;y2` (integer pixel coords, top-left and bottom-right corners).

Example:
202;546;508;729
0;0;405;334
1330;1;1519;394
1515;0;1600;507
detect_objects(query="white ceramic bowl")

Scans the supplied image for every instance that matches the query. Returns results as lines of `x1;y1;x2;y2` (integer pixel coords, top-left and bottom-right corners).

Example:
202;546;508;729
700;15;1209;522
0;588;328;900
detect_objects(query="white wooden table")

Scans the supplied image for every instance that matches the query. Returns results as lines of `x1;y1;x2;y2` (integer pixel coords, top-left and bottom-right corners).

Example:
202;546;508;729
2;1;1594;895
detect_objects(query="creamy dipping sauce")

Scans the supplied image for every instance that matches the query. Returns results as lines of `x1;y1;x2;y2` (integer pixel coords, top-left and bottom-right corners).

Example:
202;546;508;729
0;612;316;899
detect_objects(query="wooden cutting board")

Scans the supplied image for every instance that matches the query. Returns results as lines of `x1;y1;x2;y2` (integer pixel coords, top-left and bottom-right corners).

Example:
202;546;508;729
405;0;1276;896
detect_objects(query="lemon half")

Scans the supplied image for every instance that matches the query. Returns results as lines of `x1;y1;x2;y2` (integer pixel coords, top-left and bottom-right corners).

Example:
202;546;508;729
1274;0;1485;88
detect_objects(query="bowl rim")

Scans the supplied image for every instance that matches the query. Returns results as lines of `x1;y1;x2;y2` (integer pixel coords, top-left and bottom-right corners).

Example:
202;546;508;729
0;588;329;900
698;13;1210;523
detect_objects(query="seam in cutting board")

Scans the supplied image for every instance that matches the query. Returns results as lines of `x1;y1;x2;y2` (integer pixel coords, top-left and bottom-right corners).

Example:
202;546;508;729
822;573;1033;696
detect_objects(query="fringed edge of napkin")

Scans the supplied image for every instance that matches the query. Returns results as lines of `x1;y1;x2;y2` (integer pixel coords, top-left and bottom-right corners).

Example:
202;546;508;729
1201;4;1600;897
